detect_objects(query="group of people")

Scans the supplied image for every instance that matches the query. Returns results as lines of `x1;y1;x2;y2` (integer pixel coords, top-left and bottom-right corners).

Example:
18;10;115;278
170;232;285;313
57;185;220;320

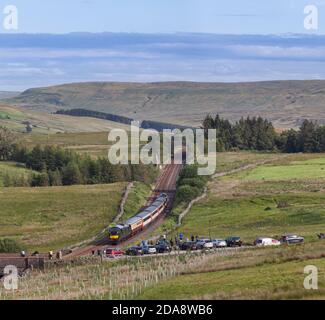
172;234;199;245
20;250;63;260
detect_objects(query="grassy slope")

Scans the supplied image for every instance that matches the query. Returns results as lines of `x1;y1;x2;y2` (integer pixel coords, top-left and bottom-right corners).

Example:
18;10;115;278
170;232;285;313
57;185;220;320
2;241;325;300
19;131;113;158
152;152;288;237
175;153;325;241
0;104;129;134
131;153;325;300
0;183;126;251
0;162;37;187
7;80;325;129
137;244;325;300
122;182;152;221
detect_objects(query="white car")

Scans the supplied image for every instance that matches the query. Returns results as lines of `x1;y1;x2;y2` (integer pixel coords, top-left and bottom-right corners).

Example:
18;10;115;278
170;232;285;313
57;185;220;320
212;239;227;248
196;239;214;249
254;237;281;247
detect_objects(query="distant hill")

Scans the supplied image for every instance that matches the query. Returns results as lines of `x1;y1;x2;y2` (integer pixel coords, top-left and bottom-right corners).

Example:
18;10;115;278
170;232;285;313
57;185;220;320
6;80;325;129
0;104;130;134
0;91;19;99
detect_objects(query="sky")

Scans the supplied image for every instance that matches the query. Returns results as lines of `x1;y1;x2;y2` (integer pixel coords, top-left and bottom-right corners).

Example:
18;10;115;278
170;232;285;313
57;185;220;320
0;0;324;34
0;1;325;91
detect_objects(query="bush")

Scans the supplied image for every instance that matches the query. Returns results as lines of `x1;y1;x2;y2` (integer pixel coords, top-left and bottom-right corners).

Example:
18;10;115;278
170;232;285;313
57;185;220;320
175;185;201;205
0;238;23;253
179;177;205;191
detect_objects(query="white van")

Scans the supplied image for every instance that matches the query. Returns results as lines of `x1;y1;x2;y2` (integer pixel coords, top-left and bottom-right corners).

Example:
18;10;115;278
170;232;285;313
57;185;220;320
254;237;281;247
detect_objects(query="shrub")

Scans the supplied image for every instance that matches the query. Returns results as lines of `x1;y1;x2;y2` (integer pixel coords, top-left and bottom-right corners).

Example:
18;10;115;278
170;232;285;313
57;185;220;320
179;178;205;190
0;238;23;253
175;185;201;205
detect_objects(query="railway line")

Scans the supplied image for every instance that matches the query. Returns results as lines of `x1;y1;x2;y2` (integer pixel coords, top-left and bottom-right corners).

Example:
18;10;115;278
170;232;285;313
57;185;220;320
0;161;183;267
64;162;183;259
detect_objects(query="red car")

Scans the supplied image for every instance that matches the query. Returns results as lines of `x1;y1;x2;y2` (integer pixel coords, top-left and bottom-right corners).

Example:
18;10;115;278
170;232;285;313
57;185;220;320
104;248;124;257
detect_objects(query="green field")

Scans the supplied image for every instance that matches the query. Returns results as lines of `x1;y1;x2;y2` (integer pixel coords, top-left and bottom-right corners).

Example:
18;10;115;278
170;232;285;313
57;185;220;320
0;104;130;135
235;157;325;181
0;162;37;187
180;193;325;242
175;154;325;243
137;244;325;300
0;183;126;251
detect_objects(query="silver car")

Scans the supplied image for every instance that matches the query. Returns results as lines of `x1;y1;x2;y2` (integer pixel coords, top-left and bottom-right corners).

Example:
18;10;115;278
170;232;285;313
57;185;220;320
196;239;214;249
212;239;227;248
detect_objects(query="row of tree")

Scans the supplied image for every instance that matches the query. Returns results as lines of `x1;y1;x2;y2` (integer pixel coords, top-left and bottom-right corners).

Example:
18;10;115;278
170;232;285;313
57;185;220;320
1;134;158;187
0;126;159;188
202;115;325;153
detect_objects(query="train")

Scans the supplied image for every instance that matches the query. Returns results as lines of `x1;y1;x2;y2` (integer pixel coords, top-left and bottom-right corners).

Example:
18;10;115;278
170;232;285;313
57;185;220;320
107;193;169;244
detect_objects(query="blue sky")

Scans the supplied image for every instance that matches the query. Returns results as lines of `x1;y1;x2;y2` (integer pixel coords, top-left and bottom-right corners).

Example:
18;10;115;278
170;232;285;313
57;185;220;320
0;0;324;34
1;1;325;90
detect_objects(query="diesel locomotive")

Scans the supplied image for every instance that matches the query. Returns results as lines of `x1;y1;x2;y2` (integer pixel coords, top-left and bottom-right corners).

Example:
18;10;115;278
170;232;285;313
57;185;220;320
108;193;168;244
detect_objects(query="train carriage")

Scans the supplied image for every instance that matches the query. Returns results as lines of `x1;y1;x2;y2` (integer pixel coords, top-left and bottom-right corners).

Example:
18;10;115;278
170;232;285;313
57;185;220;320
107;193;168;244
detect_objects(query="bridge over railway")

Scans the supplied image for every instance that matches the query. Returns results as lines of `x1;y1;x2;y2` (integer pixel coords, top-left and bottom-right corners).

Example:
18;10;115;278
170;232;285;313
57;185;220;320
0;254;46;278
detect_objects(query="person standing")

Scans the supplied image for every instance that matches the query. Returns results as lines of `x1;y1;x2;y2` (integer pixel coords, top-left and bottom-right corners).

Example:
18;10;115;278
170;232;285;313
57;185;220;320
48;251;53;260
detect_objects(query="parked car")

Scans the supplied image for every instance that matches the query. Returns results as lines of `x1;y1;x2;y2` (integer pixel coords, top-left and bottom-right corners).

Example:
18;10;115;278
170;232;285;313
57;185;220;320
141;245;157;255
225;236;242;247
280;234;304;245
155;240;172;253
196;238;214;249
126;246;143;256
104;248;124;257
212;239;227;248
180;241;198;251
254;237;281;247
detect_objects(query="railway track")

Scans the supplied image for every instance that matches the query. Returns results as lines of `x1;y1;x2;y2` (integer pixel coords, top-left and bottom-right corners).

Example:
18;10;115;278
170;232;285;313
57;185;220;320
64;162;183;259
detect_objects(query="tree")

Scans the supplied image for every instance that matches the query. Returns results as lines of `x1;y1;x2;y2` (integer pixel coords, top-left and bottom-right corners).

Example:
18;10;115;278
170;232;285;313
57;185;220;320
62;162;83;185
49;169;62;186
31;171;49;187
281;129;300;153
175;185;200;205
0;126;16;160
26;145;45;171
299;120;317;152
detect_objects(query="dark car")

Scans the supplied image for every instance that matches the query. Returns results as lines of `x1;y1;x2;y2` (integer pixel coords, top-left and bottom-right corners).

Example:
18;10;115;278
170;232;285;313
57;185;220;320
180;241;198;251
126;246;143;256
141;245;157;255
226;236;242;247
280;234;304;245
155;240;172;253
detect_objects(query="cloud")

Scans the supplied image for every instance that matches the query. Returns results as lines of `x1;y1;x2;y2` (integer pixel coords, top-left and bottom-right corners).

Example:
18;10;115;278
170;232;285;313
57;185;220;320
1;33;325;90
